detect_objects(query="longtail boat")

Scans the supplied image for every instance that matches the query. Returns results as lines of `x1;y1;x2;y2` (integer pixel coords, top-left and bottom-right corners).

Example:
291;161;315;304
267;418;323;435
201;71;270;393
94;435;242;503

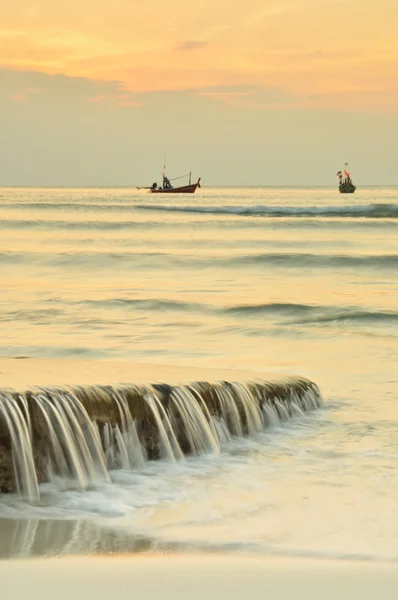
138;171;201;194
150;177;201;194
337;164;356;194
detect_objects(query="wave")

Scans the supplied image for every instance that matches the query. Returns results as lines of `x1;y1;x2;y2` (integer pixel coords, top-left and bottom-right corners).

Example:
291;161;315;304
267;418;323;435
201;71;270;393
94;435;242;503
137;203;398;219
79;298;205;312
3;299;397;331
233;252;398;269
226;303;314;316
0;219;163;231
227;303;398;325
0;250;176;269
292;309;398;325
92;299;398;327
0;203;135;212
2;250;398;270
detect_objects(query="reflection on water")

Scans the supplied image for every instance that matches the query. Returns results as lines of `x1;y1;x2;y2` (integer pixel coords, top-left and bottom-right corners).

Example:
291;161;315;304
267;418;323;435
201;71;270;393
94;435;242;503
0;519;155;559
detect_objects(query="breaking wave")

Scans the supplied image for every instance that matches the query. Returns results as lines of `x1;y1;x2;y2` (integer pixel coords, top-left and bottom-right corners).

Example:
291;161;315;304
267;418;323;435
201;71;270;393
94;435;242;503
227;303;398;325
137;203;398;219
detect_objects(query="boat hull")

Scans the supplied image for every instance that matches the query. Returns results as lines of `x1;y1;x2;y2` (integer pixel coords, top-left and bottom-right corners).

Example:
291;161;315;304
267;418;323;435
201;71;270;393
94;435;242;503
339;183;356;194
150;179;201;194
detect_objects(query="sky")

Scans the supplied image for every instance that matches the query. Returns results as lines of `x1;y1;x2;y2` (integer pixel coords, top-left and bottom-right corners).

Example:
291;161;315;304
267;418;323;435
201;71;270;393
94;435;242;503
1;0;397;186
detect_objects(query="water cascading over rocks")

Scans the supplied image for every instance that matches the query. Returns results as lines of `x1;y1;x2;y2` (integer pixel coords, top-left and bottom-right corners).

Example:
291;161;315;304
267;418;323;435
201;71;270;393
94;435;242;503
0;377;323;500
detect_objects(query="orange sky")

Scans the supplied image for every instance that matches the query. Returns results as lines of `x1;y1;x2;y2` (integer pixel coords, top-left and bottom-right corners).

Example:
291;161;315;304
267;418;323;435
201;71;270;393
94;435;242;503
1;0;398;185
2;0;398;110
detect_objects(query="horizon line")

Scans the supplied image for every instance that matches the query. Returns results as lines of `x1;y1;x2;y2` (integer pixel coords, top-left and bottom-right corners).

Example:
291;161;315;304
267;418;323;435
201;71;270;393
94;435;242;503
1;184;398;190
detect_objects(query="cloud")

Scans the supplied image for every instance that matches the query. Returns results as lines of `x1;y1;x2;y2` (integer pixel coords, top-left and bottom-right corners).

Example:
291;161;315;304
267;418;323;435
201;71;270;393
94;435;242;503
8;87;39;103
87;94;108;103
10;93;25;102
2;66;397;116
1;69;295;113
175;40;208;52
1;69;144;108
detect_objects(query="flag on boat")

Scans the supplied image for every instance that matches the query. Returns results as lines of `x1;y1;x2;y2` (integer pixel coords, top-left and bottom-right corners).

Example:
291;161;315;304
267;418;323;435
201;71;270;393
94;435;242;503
337;171;342;176
344;170;349;177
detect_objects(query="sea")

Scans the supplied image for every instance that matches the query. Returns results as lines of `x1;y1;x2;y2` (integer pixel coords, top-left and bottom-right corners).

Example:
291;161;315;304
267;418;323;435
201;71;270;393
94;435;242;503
1;186;398;561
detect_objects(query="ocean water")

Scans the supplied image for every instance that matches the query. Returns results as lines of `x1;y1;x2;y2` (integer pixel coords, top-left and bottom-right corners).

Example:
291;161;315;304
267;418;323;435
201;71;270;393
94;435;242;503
1;186;398;560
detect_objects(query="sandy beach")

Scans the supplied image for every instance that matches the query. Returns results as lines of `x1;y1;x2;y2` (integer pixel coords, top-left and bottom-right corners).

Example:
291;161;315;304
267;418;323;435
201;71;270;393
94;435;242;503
1;555;397;599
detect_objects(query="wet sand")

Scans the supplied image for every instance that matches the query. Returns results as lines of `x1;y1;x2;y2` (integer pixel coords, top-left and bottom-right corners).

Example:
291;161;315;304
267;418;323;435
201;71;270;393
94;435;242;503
0;357;294;389
1;555;396;599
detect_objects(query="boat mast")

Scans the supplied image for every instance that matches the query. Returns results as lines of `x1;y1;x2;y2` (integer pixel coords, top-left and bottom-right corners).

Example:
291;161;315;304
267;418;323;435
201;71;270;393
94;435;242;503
162;149;167;183
344;162;350;183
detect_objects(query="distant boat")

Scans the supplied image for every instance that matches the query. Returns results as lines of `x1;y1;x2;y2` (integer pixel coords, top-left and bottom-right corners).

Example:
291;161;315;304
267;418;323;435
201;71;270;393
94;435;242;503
138;171;201;194
337;165;356;194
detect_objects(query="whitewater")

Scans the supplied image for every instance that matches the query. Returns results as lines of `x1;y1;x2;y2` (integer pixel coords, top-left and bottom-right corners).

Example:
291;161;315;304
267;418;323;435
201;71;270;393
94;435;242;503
1;185;398;562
